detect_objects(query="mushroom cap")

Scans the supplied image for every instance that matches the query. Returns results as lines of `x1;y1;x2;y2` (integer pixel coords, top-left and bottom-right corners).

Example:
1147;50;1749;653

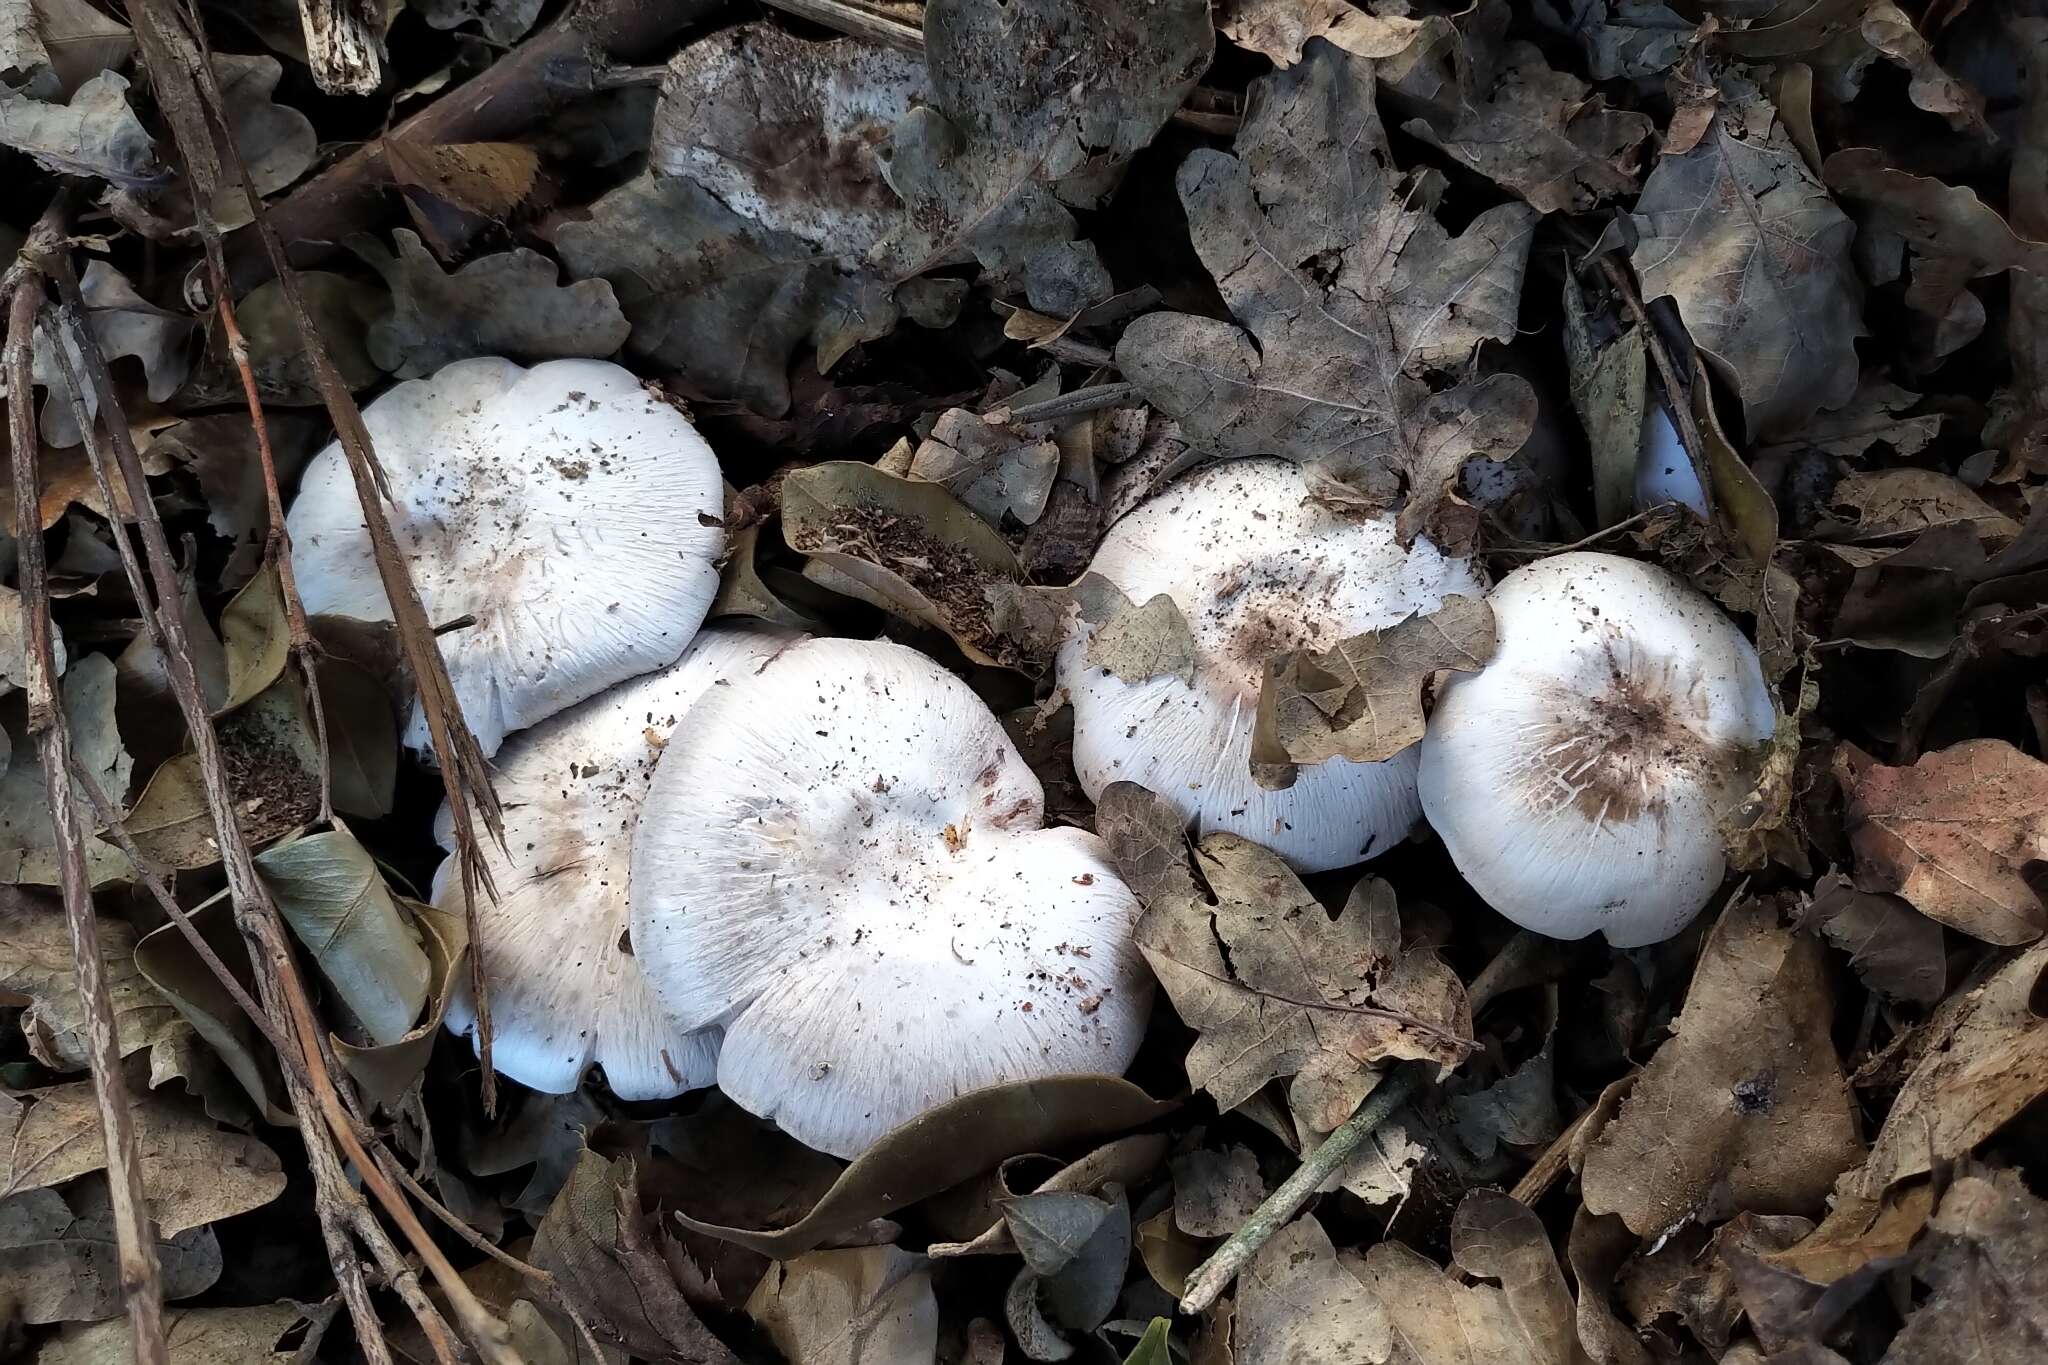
1056;458;1485;873
1418;552;1777;947
628;636;1151;1159
287;357;726;756
433;624;800;1100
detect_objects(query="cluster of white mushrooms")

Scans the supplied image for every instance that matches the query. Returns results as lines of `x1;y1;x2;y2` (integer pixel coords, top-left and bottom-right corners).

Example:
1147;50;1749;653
286;358;1776;1158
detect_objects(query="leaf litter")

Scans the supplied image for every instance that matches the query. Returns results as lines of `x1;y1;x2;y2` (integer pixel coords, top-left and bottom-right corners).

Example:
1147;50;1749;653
2;2;2047;1363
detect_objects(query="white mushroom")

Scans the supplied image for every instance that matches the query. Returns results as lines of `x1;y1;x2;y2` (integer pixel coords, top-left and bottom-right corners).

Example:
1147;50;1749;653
628;636;1151;1159
433;624;799;1100
1418;552;1777;947
1056;458;1485;873
287;357;725;756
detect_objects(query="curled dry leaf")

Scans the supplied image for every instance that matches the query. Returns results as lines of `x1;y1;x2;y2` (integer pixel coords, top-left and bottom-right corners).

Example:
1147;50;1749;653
1117;40;1537;546
927;1133;1167;1258
355;229;631;379
779;460;1042;671
1095;782;1472;1129
0;1181;221;1325
0;1084;285;1236
746;1245;937;1365
1580;897;1864;1237
1836;739;2047;945
0;654;131;887
673;1075;1175;1258
1858;939;2048;1198
1252;593;1495;768
332;899;467;1109
1630;74;1862;440
134;896;293;1126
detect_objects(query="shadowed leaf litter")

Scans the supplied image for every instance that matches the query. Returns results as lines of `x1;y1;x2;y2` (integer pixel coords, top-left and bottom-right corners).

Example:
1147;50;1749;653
1;1;2046;1363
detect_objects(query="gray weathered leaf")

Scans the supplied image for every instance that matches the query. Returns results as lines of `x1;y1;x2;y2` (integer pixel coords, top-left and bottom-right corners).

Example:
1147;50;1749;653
1075;575;1196;688
40;1301;334;1365
211;53;316;206
1630;76;1862;439
411;0;543;45
1803;874;1946;1007
32;258;194;448
356;229;630;379
877;0;1212;314
0;654;131;886
0;1181;221;1324
0;69;160;186
1117;40;1536;546
1237;1216;1389;1365
909;406;1061;527
255;827;431;1045
1001;1191;1111;1278
0;889;185;1073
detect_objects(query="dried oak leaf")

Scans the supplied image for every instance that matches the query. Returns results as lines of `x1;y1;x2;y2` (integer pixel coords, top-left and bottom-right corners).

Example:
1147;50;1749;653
1764;380;1945;463
0;654;131;887
0;889;186;1073
908;407;1061;527
207;53;316;221
1835;739;2048;945
1398;40;1653;214
877;0;1212;315
1117;39;1537;547
413;0;543;46
0;1180;220;1325
0;1084;284;1236
1252;594;1493;768
1073;574;1197;688
1217;0;1444;66
1986;34;2048;476
1540;0;1691;81
0;69;160;186
559;24;939;416
1349;1190;1581;1365
1629;73;1861;440
353;229;630;380
1857;939;2048;1198
1883;1168;2048;1364
25;258;195;448
1095;782;1472;1127
1801;873;1946;1007
1823;468;2018;543
746;1246;937;1365
40;1301;334;1364
1237;1216;1390;1365
1825;148;2048;357
1580;897;1864;1238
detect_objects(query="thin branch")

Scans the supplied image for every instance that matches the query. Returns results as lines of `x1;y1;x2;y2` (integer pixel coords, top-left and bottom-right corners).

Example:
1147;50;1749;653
759;0;922;50
7;220;169;1365
994;381;1139;426
1178;1064;1424;1315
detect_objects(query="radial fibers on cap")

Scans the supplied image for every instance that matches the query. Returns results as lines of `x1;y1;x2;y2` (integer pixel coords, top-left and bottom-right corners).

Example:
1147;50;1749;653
628;636;1152;1159
287;357;726;757
1057;458;1484;873
434;624;800;1100
1419;552;1777;947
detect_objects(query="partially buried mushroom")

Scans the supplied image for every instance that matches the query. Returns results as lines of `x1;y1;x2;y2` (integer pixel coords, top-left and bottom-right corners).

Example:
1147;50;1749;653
434;624;799;1100
1419;552;1777;947
287;357;725;757
1057;458;1484;873
629;636;1152;1159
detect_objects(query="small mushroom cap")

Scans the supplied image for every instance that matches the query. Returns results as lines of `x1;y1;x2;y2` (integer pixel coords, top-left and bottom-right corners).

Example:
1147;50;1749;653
1418;552;1777;947
629;636;1151;1159
287;357;725;756
433;624;799;1100
1057;458;1484;873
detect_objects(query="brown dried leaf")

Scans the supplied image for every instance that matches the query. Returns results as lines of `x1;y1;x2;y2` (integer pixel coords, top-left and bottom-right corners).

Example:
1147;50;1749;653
1074;574;1196;688
1349;1190;1578;1364
1836;739;2048;945
1400;41;1652;213
1252;594;1494;767
1630;75;1861;439
40;1301;334;1364
1116;40;1537;546
746;1246;937;1365
1858;940;2048;1197
1237;1216;1390;1365
1095;783;1472;1124
0;1083;285;1235
1170;1145;1265;1239
1581;898;1865;1237
1768;380;1946;462
1883;1169;2048;1364
353;229;631;379
1823;469;2017;543
0;1181;221;1325
0;891;185;1074
908;406;1061;527
532;1150;737;1364
1217;0;1434;66
1802;874;1946;1007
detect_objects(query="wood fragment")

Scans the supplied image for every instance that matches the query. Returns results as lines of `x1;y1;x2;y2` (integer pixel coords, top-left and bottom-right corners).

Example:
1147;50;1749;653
298;0;384;95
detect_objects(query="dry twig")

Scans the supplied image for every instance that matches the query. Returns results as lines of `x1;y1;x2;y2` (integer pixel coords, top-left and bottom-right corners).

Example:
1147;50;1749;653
4;212;169;1365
